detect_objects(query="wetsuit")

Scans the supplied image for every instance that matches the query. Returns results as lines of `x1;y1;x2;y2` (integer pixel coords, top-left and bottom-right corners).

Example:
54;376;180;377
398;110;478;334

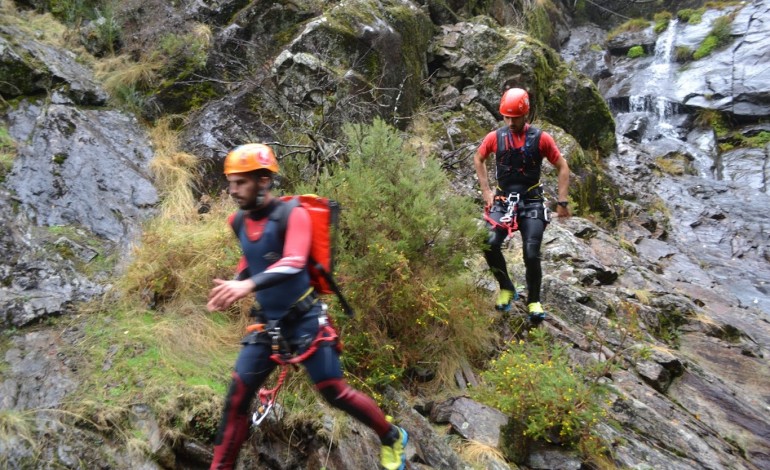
477;124;562;305
210;199;393;470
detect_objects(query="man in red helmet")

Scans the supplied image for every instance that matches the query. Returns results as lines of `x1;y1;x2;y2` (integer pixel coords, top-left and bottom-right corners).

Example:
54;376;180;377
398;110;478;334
473;88;571;323
207;143;408;470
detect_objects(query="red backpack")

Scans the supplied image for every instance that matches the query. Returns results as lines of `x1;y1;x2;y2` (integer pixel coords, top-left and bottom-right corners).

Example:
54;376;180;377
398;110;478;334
231;194;354;316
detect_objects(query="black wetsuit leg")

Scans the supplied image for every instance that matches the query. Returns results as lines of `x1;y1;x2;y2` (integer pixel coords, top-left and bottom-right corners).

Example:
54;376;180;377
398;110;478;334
518;214;546;304
483;201;516;292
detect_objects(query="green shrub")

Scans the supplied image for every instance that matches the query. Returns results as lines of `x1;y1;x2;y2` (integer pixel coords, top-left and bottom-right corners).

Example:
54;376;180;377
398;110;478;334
472;328;609;463
310;119;495;391
627;45;645;58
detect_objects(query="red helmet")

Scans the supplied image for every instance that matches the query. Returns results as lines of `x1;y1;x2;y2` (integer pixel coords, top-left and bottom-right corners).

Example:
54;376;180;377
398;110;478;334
224;143;279;175
499;88;530;117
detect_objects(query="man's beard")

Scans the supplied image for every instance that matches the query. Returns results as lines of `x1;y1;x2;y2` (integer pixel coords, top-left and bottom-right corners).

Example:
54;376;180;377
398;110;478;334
238;188;267;210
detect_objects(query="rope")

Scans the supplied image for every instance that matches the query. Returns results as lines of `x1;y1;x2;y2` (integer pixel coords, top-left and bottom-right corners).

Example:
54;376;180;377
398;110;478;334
581;0;633;21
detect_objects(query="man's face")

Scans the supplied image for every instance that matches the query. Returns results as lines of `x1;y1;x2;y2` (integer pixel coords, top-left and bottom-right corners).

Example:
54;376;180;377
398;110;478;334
227;173;272;210
504;115;527;133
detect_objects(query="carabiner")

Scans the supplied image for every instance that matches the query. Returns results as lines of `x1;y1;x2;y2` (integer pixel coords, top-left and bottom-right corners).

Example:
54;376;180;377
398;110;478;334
252;401;274;426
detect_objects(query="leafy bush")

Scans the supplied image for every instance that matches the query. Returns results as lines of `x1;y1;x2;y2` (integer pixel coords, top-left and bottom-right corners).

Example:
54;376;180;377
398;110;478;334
472;328;609;463
627;45;645;58
309;118;495;391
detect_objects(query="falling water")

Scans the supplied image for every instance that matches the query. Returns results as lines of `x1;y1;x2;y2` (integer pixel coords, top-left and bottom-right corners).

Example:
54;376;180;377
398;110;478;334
628;18;680;139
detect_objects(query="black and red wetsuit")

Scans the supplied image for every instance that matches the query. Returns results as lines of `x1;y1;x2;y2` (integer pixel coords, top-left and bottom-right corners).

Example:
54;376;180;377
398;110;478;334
210;199;393;470
477;124;561;305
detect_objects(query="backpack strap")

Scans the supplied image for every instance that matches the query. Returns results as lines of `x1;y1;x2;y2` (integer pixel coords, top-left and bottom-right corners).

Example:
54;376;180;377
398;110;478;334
231;209;246;238
496;127;509;152
523;125;542;159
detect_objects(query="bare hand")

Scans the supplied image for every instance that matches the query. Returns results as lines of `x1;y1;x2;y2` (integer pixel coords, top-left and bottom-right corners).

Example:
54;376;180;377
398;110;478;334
207;278;256;311
482;189;495;209
555;205;571;219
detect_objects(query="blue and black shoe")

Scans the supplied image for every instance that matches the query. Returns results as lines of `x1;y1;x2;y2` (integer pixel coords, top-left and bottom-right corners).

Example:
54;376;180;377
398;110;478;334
527;302;546;324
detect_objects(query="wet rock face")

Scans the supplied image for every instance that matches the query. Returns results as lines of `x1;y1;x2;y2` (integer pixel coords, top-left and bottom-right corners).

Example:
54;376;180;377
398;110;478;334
6;101;158;243
675;2;770;118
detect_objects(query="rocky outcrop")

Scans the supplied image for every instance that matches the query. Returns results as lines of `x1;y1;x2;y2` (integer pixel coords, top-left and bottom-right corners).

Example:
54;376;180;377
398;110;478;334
0;23;158;328
675;1;770;118
427;20;615;155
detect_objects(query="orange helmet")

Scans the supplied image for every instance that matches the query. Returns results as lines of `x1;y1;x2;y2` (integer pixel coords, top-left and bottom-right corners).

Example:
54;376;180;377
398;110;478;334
499;88;530;117
223;143;279;175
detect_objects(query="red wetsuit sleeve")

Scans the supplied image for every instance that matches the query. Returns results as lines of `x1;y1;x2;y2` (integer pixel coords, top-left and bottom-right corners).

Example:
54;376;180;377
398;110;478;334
248;206;312;290
538;131;562;165
477;130;498;158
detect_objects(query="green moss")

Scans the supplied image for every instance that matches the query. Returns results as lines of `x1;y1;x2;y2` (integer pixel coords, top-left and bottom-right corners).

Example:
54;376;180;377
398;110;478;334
693;35;717;60
653;11;672;34
0;126;16;183
525;0;555;47
52;152;68;164
677;8;705;24
693;15;734;60
674;45;693;63
627;45;645;58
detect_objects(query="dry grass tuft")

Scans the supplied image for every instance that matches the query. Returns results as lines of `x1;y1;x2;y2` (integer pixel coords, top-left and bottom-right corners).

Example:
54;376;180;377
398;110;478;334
455;440;507;468
95;55;162;95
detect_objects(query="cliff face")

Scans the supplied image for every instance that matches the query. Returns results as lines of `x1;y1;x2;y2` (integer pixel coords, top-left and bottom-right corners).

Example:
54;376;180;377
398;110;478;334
1;0;769;469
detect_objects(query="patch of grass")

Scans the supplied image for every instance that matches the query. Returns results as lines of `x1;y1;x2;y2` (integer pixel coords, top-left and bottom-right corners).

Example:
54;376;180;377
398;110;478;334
653;11;673;34
677;8;706;24
456;440;507;468
607;18;650;41
61;306;239;442
654;153;694;176
693;14;734;60
116;194;240;310
627;45;645;58
674;45;693;63
694;108;730;138
0;125;16;183
147;117;199;220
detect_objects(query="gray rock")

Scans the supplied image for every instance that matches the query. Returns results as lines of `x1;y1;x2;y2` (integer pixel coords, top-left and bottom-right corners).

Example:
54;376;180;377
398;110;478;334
431;396;509;447
7;101;158;243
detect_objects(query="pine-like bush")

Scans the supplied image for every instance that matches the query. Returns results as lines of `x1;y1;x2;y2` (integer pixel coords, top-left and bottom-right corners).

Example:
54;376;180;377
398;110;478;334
308;118;495;390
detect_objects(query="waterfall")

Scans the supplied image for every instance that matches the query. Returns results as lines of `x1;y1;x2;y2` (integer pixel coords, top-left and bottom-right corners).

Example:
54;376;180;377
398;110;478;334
628;19;680;140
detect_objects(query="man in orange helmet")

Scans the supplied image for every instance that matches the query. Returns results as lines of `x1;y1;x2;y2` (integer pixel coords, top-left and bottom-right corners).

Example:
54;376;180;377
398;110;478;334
207;143;408;470
473;88;571;323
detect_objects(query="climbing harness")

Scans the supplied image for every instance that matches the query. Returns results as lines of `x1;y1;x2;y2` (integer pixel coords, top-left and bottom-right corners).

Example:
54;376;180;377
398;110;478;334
249;304;340;427
484;192;520;238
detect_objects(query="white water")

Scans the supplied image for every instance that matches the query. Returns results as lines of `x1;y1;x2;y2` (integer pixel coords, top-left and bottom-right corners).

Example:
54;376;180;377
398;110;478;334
628;19;679;139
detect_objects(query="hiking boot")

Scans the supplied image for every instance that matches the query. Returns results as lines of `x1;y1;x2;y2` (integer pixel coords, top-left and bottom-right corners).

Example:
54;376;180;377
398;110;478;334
528;302;546;324
380;424;408;470
495;289;518;312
